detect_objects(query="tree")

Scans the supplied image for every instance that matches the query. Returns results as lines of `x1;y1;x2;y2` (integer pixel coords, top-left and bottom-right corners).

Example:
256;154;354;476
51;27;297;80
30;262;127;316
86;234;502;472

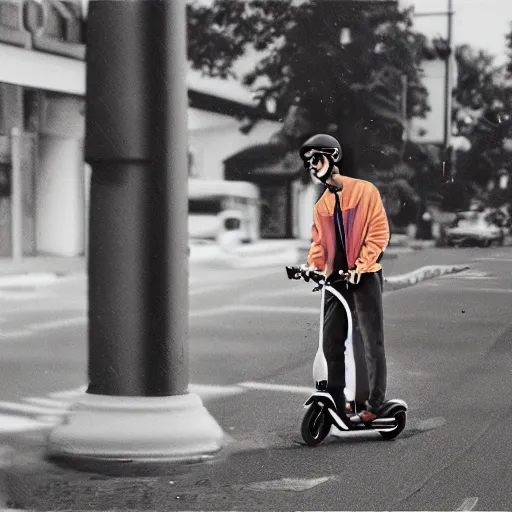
450;43;512;204
187;0;429;189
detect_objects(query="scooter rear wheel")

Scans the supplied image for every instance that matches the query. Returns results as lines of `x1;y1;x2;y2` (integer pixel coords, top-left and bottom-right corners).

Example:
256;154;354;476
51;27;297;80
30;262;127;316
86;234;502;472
301;403;331;446
380;411;406;440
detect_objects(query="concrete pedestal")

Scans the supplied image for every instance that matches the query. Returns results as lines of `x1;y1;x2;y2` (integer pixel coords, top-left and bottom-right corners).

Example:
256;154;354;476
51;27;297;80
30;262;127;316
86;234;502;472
48;393;225;464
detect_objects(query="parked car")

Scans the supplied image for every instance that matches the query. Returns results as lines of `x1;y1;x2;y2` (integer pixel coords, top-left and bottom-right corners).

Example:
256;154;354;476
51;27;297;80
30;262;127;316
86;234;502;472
444;210;505;247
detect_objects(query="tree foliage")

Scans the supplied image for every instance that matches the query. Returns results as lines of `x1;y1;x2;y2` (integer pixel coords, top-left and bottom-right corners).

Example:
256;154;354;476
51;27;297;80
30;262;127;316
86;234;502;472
187;0;430;179
452;44;512;193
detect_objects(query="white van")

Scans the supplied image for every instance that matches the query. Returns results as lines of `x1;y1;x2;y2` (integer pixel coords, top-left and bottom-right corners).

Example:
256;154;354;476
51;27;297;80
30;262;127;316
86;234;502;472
188;179;260;244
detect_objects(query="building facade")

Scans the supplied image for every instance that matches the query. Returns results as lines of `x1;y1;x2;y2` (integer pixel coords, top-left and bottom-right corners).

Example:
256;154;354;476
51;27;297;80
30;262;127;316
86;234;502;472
0;0;285;260
0;0;86;258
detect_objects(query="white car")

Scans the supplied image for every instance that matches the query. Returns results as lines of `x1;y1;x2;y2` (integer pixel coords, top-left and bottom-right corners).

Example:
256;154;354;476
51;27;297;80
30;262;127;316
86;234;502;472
445;211;505;247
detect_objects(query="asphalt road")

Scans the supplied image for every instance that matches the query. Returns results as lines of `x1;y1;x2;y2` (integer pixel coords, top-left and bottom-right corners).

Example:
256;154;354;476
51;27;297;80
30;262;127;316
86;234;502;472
1;247;512;510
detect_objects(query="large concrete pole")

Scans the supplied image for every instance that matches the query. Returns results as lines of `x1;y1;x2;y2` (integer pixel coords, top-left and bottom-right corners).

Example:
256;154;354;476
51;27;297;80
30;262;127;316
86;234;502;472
47;0;224;467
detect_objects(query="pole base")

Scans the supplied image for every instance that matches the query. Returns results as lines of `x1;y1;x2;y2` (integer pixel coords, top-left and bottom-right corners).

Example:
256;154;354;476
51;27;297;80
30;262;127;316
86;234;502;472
46;392;225;467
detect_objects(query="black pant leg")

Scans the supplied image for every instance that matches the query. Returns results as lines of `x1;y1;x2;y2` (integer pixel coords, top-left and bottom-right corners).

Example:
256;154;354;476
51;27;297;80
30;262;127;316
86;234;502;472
322;283;370;410
351;310;370;408
322;288;348;409
353;270;387;411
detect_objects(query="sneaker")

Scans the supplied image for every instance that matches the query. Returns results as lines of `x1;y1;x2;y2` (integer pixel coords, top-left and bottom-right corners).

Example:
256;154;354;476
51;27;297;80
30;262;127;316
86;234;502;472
358;410;377;423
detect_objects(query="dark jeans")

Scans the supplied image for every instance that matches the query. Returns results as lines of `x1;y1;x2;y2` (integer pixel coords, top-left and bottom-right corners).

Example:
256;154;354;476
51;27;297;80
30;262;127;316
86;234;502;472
323;270;387;412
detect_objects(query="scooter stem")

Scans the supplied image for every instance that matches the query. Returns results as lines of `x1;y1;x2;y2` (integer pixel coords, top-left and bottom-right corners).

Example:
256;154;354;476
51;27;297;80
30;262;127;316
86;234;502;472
312;283;329;388
325;284;356;403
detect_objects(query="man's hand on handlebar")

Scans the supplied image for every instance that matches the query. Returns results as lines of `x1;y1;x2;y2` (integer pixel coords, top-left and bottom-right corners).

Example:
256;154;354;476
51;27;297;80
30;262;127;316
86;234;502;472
286;264;324;283
342;269;361;285
286;265;361;287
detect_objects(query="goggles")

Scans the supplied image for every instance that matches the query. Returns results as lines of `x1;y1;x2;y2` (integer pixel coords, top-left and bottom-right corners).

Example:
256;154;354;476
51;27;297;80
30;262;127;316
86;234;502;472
301;148;339;169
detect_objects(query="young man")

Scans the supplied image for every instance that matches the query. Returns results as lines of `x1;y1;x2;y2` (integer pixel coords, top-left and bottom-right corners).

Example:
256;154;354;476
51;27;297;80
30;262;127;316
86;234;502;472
300;133;390;422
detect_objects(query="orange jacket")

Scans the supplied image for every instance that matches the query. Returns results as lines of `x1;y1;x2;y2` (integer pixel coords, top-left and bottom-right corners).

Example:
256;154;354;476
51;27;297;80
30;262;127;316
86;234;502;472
307;176;390;276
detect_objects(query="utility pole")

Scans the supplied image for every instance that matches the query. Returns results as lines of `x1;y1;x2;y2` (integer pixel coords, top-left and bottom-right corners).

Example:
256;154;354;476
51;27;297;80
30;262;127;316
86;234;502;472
47;0;224;469
414;0;455;179
444;0;454;148
443;0;454;177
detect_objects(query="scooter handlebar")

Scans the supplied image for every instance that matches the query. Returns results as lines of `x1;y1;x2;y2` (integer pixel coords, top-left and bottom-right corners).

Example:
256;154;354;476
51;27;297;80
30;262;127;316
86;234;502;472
285;266;349;286
286;265;323;283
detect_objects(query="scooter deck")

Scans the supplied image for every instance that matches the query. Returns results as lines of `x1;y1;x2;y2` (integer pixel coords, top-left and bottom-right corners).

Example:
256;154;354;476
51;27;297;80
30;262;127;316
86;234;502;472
346;414;397;430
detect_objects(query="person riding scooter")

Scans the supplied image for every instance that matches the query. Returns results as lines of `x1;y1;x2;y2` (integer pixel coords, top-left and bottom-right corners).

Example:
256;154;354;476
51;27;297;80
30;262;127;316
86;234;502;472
300;133;390;422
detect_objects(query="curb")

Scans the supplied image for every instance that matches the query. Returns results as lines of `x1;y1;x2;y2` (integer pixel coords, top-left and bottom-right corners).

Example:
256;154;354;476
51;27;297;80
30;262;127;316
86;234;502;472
384;264;470;292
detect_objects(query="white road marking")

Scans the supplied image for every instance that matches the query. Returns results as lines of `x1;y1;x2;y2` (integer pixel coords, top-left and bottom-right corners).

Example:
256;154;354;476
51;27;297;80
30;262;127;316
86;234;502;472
189;306;232;318
29;316;87;331
468;287;512;293
239;381;313;394
240;476;333;491
188;383;244;398
191;305;318;318
0;381;317;433
0;316;87;340
0;414;53;432
0;400;69;417
473;257;512;262
22;397;71;409
456;497;479;511
48;386;87;399
234;305;318;315
0;330;33;339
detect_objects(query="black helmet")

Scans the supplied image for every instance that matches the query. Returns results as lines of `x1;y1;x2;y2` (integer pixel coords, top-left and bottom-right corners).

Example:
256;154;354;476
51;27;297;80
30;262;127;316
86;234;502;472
300;134;342;187
299;134;342;163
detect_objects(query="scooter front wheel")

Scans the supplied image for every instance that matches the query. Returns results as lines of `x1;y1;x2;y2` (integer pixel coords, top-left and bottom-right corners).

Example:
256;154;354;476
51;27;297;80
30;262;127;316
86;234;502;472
301;403;331;446
380;411;406;440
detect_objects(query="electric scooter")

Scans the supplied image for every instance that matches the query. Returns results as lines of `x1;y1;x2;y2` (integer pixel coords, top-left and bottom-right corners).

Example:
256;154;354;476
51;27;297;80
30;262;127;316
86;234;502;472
285;265;408;447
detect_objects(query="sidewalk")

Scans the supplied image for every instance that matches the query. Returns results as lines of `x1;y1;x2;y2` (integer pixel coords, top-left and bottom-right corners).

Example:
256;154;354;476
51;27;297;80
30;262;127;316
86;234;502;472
0;256;84;282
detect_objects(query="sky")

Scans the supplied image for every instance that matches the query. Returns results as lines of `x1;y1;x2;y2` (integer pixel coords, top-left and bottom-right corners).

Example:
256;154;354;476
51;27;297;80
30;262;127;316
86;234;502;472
184;0;512;104
403;0;512;64
79;0;512;65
